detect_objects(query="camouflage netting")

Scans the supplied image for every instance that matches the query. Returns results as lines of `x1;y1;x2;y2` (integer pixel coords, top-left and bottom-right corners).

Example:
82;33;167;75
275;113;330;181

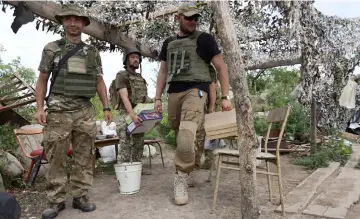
2;0;360;133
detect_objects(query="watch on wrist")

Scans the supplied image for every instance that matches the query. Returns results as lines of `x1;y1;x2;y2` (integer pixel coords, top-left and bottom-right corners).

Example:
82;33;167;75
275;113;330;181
221;96;229;100
103;107;111;112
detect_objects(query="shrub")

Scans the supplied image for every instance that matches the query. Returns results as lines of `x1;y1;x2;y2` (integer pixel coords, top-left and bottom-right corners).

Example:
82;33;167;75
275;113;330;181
291;136;353;169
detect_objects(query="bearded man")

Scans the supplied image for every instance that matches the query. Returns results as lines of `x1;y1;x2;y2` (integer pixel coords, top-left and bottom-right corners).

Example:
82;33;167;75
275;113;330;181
154;2;232;205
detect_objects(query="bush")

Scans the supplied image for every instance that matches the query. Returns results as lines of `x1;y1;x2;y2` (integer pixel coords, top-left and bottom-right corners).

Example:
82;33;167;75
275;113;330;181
253;101;310;141
0;123;19;153
291;136;353;169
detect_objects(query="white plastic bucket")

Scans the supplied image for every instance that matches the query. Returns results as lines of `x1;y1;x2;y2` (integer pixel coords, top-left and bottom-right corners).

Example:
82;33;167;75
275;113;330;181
114;162;142;194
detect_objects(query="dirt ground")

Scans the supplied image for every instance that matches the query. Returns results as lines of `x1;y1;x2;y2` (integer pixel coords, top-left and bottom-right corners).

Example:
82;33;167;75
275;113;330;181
10;144;360;219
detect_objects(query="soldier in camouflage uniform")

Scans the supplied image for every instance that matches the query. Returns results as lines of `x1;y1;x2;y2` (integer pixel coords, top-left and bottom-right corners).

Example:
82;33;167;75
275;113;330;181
34;7;111;219
154;2;232;205
187;66;217;186
112;48;150;174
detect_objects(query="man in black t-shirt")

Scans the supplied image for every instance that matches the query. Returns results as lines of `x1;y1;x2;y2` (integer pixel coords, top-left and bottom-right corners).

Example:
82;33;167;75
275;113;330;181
154;2;232;206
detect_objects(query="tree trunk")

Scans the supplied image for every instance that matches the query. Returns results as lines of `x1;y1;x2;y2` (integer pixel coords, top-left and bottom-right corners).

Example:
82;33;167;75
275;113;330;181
211;2;260;219
4;1;158;59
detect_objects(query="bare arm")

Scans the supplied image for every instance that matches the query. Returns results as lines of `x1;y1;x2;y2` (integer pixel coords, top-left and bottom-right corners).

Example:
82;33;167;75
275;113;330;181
119;88;135;117
96;76;109;108
208;82;216;112
35;72;49;110
211;54;229;97
155;61;168;99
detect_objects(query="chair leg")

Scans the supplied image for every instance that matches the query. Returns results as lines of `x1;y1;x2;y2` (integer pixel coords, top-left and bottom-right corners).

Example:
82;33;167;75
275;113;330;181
156;142;165;167
266;161;273;202
277;159;285;216
115;144;118;163
25;159;35;182
147;144;151;168
207;153;217;182
213;154;223;210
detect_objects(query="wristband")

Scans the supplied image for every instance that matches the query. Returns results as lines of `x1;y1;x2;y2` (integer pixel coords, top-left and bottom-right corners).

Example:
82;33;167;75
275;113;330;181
155;98;161;101
103;107;111;112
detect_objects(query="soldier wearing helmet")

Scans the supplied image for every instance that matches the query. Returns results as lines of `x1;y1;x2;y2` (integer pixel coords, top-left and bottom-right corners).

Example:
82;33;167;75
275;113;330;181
112;47;151;174
34;6;111;219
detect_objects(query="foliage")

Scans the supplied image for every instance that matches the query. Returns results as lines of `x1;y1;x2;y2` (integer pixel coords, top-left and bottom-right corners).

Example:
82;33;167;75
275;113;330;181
291;136;353;169
90;94;119;120
0;52;37;122
0;123;19;153
0;56;36;87
158;112;176;147
250;68;309;141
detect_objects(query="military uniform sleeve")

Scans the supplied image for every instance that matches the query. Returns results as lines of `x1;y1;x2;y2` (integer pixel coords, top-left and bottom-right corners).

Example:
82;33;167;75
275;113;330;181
115;73;127;91
94;48;103;76
38;42;57;74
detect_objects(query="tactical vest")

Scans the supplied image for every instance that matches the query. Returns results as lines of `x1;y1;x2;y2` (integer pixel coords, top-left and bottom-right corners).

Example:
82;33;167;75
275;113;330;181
166;31;212;83
50;39;97;99
109;70;148;110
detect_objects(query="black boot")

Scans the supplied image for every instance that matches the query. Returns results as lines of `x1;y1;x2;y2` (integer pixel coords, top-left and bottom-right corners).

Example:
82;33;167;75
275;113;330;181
72;196;96;212
41;202;65;219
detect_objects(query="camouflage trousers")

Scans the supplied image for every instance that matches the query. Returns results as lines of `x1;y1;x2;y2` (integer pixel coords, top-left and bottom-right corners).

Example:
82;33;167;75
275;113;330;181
194;110;214;169
117;109;144;163
43;105;97;204
168;88;208;173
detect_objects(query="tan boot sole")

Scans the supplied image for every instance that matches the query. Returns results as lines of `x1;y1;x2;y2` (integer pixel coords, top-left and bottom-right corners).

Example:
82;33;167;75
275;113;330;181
175;196;189;205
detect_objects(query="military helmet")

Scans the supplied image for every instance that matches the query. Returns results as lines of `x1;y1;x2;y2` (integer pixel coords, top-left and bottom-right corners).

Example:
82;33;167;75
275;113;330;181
55;7;91;26
123;48;142;66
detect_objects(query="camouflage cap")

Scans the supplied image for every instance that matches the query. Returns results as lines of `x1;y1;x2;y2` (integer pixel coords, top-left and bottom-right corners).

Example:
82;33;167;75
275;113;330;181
177;2;200;17
55;7;91;26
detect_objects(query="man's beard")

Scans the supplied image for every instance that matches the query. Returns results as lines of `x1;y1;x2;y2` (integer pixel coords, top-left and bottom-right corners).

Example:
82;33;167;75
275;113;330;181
180;22;195;35
129;63;139;69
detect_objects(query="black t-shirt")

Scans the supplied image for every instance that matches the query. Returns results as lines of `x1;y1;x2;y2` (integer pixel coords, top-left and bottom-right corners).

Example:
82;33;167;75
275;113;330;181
159;32;221;94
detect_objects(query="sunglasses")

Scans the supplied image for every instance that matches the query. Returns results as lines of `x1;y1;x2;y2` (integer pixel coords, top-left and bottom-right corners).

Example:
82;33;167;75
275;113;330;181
183;15;200;22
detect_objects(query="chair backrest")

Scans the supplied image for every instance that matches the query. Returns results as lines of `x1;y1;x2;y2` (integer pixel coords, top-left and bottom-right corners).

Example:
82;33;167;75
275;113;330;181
13;128;43;158
263;106;291;154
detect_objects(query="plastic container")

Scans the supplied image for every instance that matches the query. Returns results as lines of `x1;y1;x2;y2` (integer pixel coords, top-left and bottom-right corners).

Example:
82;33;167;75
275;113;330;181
114;162;142;194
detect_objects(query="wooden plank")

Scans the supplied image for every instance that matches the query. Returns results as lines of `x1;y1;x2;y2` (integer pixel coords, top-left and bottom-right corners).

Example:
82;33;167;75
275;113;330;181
0;98;36;113
0;80;22;90
0;86;27;96
267;106;289;123
0;93;33;103
13;72;36;95
204;109;236;132
207;126;238;136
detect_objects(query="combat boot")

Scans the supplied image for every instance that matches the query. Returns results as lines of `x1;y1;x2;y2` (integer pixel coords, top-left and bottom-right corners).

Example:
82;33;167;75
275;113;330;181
187;171;195;187
174;171;189;205
41;202;65;219
72;196;96;212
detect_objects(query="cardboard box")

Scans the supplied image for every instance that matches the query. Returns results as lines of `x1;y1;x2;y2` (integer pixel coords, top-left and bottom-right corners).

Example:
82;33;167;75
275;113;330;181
204;109;238;139
126;110;162;134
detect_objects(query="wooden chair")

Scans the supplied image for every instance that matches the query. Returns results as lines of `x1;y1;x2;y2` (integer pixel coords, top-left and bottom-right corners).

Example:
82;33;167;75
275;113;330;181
14;127;73;186
209;106;291;216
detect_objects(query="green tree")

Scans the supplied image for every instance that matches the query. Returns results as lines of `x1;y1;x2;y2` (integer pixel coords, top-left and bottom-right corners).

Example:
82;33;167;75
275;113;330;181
90;94;119;120
0;46;37;122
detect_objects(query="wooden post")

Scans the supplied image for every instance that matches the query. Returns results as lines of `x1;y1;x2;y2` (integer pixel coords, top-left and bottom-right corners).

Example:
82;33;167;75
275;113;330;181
310;95;317;155
211;2;260;219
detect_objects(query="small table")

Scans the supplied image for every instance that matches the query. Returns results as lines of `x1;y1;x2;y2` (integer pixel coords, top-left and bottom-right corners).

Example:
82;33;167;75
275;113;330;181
94;137;119;171
93;137;165;169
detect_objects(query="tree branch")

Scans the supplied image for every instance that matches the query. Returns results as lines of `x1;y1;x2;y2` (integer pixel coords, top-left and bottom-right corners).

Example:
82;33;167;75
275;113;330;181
3;1;159;59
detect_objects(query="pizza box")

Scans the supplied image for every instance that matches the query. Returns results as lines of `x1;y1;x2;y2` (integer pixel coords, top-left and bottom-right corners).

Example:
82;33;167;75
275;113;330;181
126;110;162;134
